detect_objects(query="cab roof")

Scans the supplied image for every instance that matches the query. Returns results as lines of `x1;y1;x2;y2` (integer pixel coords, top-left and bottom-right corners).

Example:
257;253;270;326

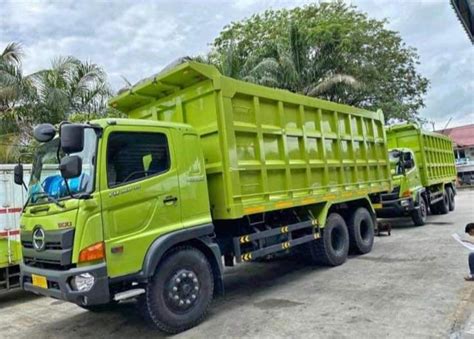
90;118;194;131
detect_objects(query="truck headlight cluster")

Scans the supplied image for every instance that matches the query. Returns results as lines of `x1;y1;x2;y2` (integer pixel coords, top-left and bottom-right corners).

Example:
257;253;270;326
401;200;410;207
71;273;95;292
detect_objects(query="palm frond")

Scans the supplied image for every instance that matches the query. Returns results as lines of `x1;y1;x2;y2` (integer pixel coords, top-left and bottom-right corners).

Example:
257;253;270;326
1;42;24;65
307;74;360;96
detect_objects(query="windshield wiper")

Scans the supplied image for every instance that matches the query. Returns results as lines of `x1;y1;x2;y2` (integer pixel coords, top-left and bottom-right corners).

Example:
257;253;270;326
30;192;65;208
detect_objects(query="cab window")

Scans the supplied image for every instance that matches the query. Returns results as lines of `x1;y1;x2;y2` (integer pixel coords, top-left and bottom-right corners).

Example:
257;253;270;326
107;132;170;187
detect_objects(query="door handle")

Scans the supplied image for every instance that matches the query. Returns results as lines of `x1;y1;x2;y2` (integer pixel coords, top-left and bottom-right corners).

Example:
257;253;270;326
163;196;178;205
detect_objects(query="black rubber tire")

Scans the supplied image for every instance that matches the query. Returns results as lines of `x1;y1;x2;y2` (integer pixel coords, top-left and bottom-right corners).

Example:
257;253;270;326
143;246;214;334
347;207;375;254
447;187;455;211
412;197;427;226
436;190;449;215
430;202;439;215
79;301;118;312
305;213;349;266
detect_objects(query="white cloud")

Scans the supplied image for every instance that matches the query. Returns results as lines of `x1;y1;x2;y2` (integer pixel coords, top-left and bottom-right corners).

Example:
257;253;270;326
1;0;472;126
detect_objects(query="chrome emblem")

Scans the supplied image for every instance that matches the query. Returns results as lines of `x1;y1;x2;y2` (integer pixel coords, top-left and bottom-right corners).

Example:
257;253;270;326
32;227;46;251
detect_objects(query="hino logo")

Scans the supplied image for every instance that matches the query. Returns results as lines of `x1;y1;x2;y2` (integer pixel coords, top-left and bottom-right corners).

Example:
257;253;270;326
32;227;46;251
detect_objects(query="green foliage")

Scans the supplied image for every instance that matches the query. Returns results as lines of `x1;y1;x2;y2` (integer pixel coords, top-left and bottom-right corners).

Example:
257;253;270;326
0;43;113;162
211;1;429;122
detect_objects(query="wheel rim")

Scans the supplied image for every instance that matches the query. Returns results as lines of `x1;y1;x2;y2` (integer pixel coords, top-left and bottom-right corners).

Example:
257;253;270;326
420;200;427;219
164;269;200;313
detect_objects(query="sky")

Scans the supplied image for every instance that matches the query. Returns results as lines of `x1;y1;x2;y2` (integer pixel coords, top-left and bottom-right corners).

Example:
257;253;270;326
1;0;473;129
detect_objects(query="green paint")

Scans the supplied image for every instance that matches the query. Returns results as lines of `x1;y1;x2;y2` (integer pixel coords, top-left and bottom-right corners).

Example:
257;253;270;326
386;123;457;198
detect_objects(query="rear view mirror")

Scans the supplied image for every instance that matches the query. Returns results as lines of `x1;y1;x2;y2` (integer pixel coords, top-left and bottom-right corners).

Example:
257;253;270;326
404;159;414;169
33;124;56;142
59;155;82;179
60;124;84;154
14;164;24;186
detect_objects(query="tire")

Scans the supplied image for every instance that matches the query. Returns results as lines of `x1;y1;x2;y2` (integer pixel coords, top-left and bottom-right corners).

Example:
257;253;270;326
435;190;449;215
412;197;427;226
305;213;349;266
447;187;455;211
347;207;375;254
142;246;214;334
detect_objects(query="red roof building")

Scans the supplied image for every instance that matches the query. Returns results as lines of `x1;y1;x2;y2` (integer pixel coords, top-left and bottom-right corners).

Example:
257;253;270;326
438;123;474;148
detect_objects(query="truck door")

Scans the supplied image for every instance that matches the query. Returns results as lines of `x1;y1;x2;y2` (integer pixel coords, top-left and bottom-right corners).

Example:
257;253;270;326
99;126;181;278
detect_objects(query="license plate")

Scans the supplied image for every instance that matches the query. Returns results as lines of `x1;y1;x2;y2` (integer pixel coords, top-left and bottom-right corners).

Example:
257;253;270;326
31;274;48;289
373;203;383;209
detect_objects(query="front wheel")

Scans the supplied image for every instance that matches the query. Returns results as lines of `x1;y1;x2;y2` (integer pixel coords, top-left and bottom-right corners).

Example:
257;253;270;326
142;246;214;334
412;197;427;226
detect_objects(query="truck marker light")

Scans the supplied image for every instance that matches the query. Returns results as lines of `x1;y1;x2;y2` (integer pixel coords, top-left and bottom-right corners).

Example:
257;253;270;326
79;242;105;263
402;190;412;197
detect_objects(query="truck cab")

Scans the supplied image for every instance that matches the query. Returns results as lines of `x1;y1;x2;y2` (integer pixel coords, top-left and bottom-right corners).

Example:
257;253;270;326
374;123;457;226
18;119;221;311
375;148;426;225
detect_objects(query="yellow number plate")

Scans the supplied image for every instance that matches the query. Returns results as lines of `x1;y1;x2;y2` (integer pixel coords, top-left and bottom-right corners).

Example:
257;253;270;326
31;274;48;289
373;203;383;209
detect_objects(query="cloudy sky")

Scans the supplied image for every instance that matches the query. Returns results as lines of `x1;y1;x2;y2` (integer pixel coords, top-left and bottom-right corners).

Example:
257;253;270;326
1;0;473;128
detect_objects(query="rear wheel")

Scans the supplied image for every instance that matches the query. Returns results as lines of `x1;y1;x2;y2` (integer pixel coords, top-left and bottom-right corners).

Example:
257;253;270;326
347;207;375;254
412;197;427;226
304;213;349;266
436;190;449;215
142;246;214;334
447;187;455;211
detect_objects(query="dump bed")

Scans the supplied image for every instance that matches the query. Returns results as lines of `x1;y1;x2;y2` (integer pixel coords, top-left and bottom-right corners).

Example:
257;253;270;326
386;124;456;187
110;62;391;220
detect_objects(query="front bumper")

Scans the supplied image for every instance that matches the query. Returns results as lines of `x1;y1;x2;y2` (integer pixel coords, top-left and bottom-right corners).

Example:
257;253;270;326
375;197;416;218
20;262;110;306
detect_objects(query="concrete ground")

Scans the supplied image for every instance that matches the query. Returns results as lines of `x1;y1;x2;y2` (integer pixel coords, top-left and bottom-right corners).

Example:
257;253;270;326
1;190;473;338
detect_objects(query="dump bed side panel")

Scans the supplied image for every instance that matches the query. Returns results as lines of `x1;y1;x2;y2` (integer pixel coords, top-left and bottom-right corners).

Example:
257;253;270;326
386;124;456;187
120;63;391;220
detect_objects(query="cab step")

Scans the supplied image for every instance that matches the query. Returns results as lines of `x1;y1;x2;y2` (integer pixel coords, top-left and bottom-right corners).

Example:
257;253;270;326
113;288;145;301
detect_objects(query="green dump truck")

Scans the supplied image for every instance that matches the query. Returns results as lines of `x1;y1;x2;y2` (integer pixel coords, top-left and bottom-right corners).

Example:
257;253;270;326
374;123;457;226
15;62;391;333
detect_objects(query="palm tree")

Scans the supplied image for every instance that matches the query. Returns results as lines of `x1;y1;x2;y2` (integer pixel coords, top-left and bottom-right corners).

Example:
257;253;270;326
237;25;360;99
31;56;111;123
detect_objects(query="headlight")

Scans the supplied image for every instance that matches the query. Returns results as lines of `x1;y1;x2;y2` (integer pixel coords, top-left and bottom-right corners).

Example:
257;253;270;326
71;273;95;292
401;199;410;207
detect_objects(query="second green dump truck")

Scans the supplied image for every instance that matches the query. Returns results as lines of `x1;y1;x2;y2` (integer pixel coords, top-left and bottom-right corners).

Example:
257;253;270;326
15;62;391;333
374;123;457;226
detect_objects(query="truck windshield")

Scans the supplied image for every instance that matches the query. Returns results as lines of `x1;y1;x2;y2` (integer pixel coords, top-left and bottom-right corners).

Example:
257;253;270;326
28;128;97;205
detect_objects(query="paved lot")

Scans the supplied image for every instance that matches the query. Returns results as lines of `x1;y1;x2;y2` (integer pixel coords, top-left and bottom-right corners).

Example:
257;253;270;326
1;190;473;338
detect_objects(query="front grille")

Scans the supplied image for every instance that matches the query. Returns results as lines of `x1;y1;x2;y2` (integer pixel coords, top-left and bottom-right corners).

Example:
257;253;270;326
381;186;400;202
21;228;75;270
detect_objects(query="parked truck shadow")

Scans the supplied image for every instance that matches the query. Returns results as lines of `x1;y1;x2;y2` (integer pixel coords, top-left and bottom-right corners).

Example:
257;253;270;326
0;289;40;308
21;257;324;338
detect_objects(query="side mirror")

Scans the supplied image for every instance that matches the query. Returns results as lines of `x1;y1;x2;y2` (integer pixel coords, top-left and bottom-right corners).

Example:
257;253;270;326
34;123;56;142
14;164;24;186
404;159;414;169
60;124;84;154
59;156;82;179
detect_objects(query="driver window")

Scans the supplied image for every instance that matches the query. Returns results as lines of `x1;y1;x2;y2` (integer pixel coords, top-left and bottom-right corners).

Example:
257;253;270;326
107;132;170;187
